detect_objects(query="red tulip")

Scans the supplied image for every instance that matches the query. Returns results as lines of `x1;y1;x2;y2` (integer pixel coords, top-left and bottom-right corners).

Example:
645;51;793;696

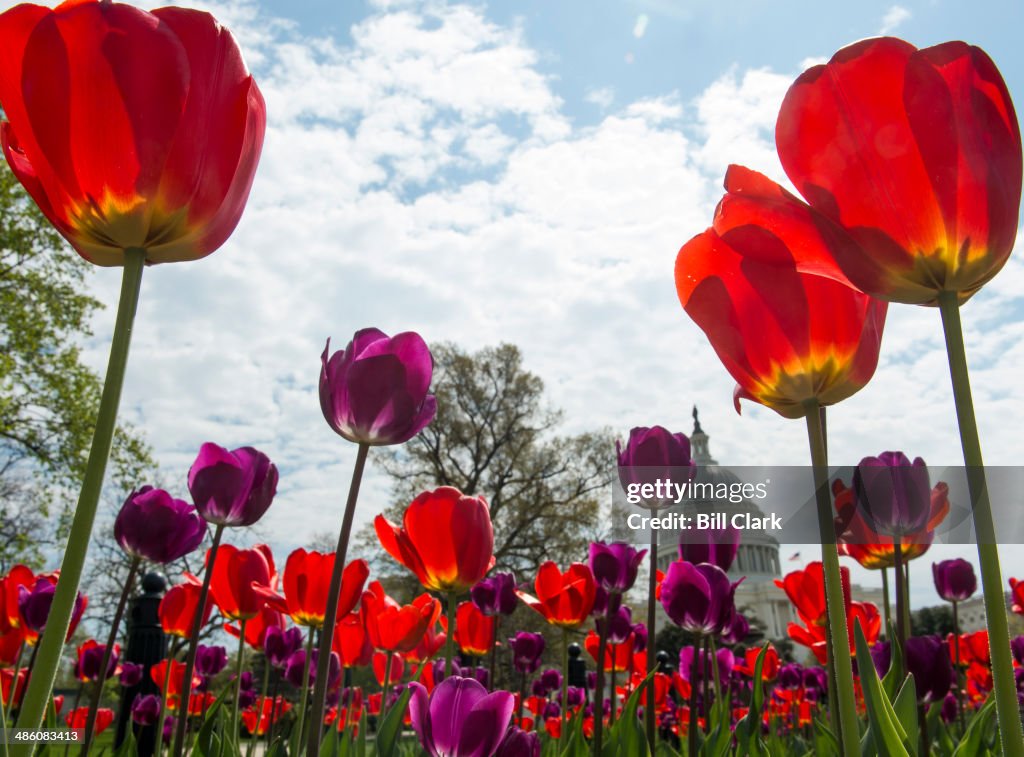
0;565;35;632
333;612;373;669
775;561;850;627
66;706;113;733
733;645;780;680
254;549;368;629
675;166;886;418
0;0;266;266
361;581;441;654
404;617;447;665
518;562;596;629
1010;578;1024;615
149;660;199;699
242;697;291;737
584;630;634;673
1;668;26;708
375;487;495;594
158;582;213;638
776;38;1021;305
0;627;25;666
224;604;286;651
372;652;405;685
454;601;494;658
208;544;276;621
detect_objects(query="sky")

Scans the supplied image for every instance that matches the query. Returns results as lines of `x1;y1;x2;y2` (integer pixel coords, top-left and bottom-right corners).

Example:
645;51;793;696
9;0;1024;612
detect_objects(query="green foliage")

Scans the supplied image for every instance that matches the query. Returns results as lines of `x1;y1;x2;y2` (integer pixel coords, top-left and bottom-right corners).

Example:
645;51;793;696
911;605;955;637
0;161;152;569
600;670;653;757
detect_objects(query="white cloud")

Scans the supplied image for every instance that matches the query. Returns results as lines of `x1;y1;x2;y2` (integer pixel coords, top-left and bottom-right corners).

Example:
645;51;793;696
880;4;912;34
584;86;615;109
53;0;1024;602
633;13;649;39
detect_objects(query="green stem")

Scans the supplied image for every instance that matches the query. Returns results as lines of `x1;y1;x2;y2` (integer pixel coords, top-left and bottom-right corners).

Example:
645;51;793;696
293;630;316;753
688;637;700;757
445;593;457;676
155;640;180;757
560;628;569;740
307;442;369;757
893;541;907;654
881;568;891;637
644;510;657;752
938;290;1024;756
246;657;270;757
81;556;139;755
13;248;146;750
608;658;616;728
803;400;860;757
488;616;499;693
592;617;608;756
232;618;248;743
171;523;224;757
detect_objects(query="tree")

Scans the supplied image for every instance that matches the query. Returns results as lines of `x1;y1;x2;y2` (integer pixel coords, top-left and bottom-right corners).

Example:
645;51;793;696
368;342;613;591
0;160;152;570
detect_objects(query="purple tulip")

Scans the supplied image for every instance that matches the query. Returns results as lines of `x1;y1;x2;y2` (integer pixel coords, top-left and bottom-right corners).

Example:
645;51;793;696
606;606;634;645
119;662;144;687
678;524;741;572
131;694;161;726
284;649;340;690
114;486;206;563
320;329;437;446
566;686;585;707
904;635;954;703
75;643;118;682
940;692;958;723
853;451;933;537
659;561;741;636
470;573;518;616
409;676;515;757
530;679;547;697
508;632;545;675
678;645;734;685
589;542;647;594
238;688;257;709
239;671;254;691
162;716;176;745
802;667;828;700
870;640;892;679
1011;636;1024;666
539;668;562;694
932;559;977;603
195;645;228;678
495;726;540;757
616;426;695;505
631;622;648;653
17;579;85;635
721;611;749;645
585;671;597;690
187;443;278;527
542;701;561;719
264;626;304;669
777;663;803;689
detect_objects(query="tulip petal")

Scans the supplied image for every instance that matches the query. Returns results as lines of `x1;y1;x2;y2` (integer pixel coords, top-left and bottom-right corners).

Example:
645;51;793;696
428;677;488;756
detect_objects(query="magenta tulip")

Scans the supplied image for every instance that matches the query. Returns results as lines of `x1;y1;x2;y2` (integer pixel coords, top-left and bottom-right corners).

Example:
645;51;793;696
320;328;437;446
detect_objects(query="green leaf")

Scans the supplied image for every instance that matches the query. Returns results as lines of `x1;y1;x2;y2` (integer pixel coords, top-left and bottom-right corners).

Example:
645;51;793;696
320;724;341;757
952;697;996;757
733;644;771;756
891;675;919;751
881;623;906;702
558;710;588;757
813;717;840;757
854;623;913;756
376;685;413;757
355;709;367;757
602;670;653;757
113;728;137;757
